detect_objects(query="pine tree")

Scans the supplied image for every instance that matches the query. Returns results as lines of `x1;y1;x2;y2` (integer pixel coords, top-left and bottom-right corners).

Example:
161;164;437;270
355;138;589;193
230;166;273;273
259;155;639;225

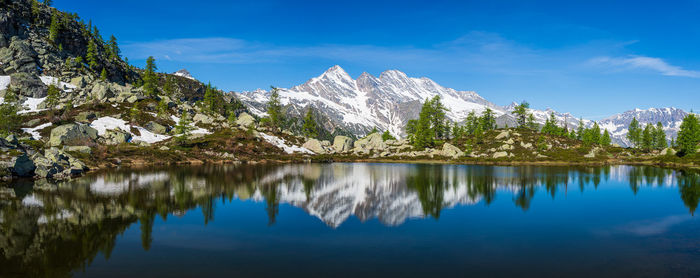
45;84;60;114
302;108;318;138
0;86;20;136
31;0;40;24
512;102;530;128
203;83;221;114
480;108;496;131
142;56;158;97
627;117;642;148
677;113;700;156
654;122;667;150
541;112;558;135
227;112;237;126
156;99;168;118
86;39;98;69
527;114;537;130
108;35;120;60
267;86;283;130
43;0;52;6
641;124;654;151
100;68;108;81
49;11;60;43
382;131;396;141
601;129;612;146
174;112;192;145
407;96;449;149
576;118;585;140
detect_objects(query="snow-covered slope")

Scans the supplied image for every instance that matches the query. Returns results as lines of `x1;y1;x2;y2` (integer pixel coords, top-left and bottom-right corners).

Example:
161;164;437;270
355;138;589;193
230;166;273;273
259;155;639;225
237;65;505;137
598;107;690;147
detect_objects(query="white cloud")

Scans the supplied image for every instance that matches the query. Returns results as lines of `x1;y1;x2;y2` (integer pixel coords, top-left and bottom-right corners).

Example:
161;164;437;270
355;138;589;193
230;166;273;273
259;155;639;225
590;56;700;78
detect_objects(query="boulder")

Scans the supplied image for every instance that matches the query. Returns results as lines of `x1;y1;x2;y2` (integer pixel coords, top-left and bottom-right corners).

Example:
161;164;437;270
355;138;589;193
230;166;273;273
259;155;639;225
493;151;508;158
302;139;326;154
520;142;533;149
144;121;168;134
0;37;39;75
193;113;215;125
70;76;87;88
75;111;96;123
102;129;132;145
4;134;18;145
332;136;354;153
49;123;98;147
495;131;510;140
63;146;92;154
353;133;386;151
9;72;46;98
584;147;601;158
441;143;464;159
10;154;35;177
90;82;113;101
498;144;514;151
236;112;256;127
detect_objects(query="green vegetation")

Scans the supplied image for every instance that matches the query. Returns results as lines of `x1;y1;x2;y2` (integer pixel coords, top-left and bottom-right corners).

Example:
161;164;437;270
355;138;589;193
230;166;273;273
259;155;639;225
382;131;396;141
266;86;283;130
0;86;21;136
45;84;60;114
677;113;700;156
142;56;158;97
302;108;318;138
174;112;192;145
406;96;449;149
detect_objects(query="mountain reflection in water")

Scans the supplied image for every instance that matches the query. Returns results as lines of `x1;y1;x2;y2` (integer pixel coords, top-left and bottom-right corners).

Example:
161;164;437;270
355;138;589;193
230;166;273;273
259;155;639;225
1;163;699;277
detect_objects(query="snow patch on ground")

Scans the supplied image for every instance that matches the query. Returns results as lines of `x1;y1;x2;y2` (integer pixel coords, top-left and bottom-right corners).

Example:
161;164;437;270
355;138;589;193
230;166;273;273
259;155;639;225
40;76;77;92
21;122;52;140
18;97;47;114
260;133;313;154
0;76;10;90
90;116;171;143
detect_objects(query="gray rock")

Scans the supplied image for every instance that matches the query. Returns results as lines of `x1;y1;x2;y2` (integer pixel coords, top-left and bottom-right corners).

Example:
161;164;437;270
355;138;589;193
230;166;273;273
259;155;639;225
520;142;533;149
145;121;168;134
193;113;215;125
4;134;18;145
102;129;132;145
63;146;92;154
660;148;676;156
9;72;46;98
332;136;354;153
10;154;35;177
49;123;98;147
302;139;326;154
75;111;96;123
493;151;508;158
353;133;386;151
236;112;256;127
441;143;464;159
495;131;510;140
90;82;113;101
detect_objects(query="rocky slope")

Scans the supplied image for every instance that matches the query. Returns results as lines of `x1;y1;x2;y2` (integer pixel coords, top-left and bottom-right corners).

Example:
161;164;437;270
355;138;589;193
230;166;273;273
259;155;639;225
599;107;689;147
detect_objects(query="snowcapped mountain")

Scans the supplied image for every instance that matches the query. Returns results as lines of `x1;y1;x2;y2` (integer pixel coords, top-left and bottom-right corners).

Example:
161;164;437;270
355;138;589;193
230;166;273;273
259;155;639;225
599;107;690;147
234;65;690;146
237;65;505;137
173;69;195;80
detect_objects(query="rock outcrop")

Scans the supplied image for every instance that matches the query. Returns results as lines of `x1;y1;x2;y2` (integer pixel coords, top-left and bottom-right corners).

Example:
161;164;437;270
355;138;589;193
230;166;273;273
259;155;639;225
49;123;98;147
332;136;354;153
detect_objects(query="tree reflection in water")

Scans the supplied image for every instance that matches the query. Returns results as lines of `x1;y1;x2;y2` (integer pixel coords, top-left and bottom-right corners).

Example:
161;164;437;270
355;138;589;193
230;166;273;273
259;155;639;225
0;164;698;276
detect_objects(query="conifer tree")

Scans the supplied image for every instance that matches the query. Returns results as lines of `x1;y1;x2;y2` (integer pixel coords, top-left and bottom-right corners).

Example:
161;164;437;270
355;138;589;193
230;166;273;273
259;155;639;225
527;114;537;130
677;113;700;156
654;122;667;150
174;112;192;145
49;11;60;43
156;99;168;118
480;108;496;131
0;86;20;136
512;102;530;128
641;124;654;151
43;0;52;6
142;56;158;97
407;96;449;148
163;75;174;96
108;35;120;60
86;40;98;69
100;68;108;81
576;118;585;140
302;108;318;138
627;117;642;148
541;112;559;135
601;129;612;146
267;86;283;130
45;84;60;114
31;0;40;24
227;111;237;126
203;82;219;114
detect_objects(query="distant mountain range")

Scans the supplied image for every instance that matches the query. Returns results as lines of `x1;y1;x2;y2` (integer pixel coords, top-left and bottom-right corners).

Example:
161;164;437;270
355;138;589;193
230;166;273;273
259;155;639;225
234;65;691;147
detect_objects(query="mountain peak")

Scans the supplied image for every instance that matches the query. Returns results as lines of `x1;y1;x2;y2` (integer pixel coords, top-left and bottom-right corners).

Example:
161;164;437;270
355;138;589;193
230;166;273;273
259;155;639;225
173;69;195;80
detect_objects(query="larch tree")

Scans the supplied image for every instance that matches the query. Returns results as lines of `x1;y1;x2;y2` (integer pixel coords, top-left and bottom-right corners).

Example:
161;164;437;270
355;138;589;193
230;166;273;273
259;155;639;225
677;113;700;156
302;108;318;138
627;117;642;148
142;56;158;97
267;86;283;130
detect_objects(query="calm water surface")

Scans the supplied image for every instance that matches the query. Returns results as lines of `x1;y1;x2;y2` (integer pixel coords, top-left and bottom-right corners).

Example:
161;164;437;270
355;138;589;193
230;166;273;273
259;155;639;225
1;163;700;277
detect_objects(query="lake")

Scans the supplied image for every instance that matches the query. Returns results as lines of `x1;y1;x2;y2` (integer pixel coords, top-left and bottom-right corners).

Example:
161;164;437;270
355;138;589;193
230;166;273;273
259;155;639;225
1;163;699;277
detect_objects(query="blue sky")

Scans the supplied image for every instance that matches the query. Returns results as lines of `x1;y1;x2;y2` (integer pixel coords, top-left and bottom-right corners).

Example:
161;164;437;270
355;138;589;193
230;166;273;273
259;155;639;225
55;0;700;119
